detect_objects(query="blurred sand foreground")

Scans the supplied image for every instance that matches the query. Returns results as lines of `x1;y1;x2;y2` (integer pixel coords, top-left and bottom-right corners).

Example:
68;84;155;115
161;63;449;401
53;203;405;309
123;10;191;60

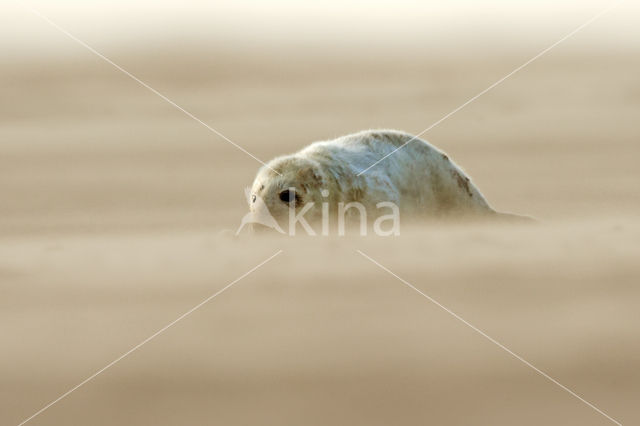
1;1;640;425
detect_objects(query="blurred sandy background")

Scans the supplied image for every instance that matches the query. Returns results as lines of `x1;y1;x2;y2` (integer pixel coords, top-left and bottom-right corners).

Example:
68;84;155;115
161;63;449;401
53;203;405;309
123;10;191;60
1;1;639;425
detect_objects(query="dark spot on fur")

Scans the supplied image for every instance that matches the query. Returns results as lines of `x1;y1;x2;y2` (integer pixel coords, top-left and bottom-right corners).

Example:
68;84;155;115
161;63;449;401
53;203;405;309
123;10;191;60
441;153;449;161
369;131;409;148
452;170;473;198
350;186;365;202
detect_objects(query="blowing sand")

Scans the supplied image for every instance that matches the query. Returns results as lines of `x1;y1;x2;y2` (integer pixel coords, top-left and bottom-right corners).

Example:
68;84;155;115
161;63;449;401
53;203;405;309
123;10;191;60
1;2;640;425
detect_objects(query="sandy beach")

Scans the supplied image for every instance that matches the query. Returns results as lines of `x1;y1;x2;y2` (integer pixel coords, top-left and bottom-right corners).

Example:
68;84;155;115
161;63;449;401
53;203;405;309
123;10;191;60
1;1;639;425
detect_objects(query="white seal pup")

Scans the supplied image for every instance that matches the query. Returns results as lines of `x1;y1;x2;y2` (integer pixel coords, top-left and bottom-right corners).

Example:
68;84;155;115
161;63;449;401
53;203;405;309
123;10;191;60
245;129;529;233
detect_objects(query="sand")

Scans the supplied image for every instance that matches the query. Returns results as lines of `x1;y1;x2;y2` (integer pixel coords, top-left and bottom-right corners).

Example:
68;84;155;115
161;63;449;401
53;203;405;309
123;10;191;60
1;2;639;425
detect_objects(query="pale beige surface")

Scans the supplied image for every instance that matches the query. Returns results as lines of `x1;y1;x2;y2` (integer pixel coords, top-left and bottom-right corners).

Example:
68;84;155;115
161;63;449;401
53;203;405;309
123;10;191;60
1;2;640;425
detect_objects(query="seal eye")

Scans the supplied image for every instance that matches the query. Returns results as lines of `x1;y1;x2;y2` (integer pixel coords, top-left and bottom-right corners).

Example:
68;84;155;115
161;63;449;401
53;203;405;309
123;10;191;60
251;194;256;203
279;189;299;205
